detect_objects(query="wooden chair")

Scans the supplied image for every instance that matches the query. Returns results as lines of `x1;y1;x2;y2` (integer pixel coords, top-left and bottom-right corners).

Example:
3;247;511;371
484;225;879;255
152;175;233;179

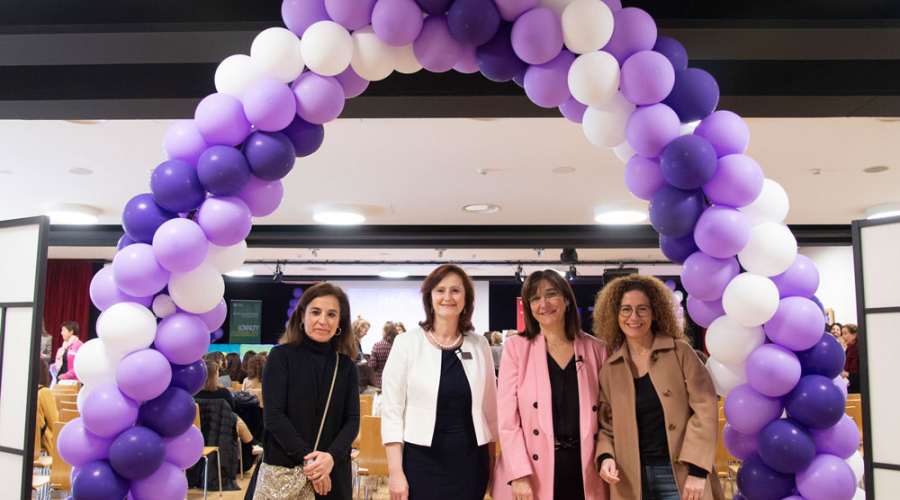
714;418;737;495
52;385;78;394
357;416;389;500
58;409;79;423
49;422;72;499
231;381;242;391
58;401;78;414
194;404;223;499
32;475;51;500
53;393;77;409
360;395;374;417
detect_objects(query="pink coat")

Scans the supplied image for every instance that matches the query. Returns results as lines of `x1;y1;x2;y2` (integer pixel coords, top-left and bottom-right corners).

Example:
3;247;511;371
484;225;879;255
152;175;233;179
492;333;609;500
57;339;83;381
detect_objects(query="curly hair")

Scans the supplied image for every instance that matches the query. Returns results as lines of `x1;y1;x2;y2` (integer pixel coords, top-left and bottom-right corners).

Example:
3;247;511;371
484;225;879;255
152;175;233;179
592;274;684;356
246;354;266;381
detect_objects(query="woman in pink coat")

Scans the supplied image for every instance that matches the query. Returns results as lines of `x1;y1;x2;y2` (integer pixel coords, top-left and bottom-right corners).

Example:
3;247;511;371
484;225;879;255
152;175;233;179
493;270;608;500
54;321;82;382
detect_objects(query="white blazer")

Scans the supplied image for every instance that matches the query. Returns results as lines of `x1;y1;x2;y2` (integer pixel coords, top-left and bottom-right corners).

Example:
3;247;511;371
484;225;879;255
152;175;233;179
381;327;499;447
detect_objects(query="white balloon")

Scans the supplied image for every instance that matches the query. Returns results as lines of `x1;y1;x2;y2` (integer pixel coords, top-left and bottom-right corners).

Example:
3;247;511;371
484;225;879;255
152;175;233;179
73;339;124;387
96;302;157;356
205;240;248;274
568;51;620;106
215;54;263;98
680;120;701;136
350;25;396;82
613;140;636;164
300;21;353;77
582;92;635;148
76;384;92;413
707;357;747;397
169;262;225;314
152;293;177;318
737;222;798;277
251;28;305;83
722;273;780;327
673;290;684;303
705;315;766;366
847;451;864;484
739;178;790;225
538;0;576;16
561;0;614;54
394;43;423;74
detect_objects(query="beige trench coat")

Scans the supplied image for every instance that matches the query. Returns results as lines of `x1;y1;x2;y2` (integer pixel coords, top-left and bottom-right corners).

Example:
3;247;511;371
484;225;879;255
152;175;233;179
594;335;724;500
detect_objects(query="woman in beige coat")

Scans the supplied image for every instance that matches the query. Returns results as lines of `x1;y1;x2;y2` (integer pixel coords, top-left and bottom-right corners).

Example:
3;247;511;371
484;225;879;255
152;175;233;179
593;275;723;500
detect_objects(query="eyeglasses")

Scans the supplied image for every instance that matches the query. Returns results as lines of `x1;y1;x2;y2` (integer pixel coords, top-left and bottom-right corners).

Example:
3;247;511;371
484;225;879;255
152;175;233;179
529;290;563;305
619;306;652;318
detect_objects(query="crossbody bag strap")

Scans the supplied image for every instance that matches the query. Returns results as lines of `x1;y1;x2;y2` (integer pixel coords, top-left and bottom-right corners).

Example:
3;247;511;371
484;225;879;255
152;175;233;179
312;352;340;451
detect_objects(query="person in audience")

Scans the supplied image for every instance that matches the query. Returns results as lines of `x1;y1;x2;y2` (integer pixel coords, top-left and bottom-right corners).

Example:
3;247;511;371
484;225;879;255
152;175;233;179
370;321;400;389
195;360;255;444
594;275;722;500
358;363;380;397
830;322;843;339
352;316;371;362
258;282;359;499
841;323;860;393
55;321;83;383
40;321;53;362
241;350;257;376
243;354;265;391
492;270;608;500
204;351;231;387
489;331;504;376
225;352;246;383
396;322;406;334
34;359;58;460
381;265;498;500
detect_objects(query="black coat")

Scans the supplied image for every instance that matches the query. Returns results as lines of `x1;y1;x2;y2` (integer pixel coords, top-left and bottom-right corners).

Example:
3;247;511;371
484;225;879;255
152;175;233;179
261;340;360;500
187;398;240;490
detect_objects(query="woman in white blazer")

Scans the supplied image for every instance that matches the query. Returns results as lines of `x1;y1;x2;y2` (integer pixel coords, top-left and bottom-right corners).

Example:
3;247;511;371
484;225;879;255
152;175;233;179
381;264;499;500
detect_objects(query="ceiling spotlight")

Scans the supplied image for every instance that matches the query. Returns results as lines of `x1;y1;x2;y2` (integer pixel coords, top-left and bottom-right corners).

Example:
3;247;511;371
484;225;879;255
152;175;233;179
273;262;284;282
535;248;544;258
461;203;500;214
225;267;254;278
437;248;446;258
312;204;365;225
379;270;409;279
515;265;525;283
865;202;900;220
311;248;319;258
560;247;578;264
45;203;100;224
565;265;577;283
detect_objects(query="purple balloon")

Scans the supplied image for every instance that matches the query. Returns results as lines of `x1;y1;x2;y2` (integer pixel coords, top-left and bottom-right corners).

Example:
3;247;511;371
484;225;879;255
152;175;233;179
659;233;698;265
603;7;657;65
138;387;198;438
235;175;284;218
524;50;574;108
771;254;820;299
653;36;687;71
693;205;750;258
372;0;423;47
71;459;130;500
681;251;739;301
130;461;189;500
745;344;802;397
211;328;225;342
722;422;758;460
89;266;153;311
197;299;227;333
694;110;750;157
511;8;563;65
325;0;376;30
558;96;587;124
195;196;253;247
163;120;212;166
334;66;370;98
111;243;171;298
56;418;114;467
702;154;764;208
81;384;140;438
117;234;135;252
811;414;860;459
155;312;211;365
150;160;206;214
723;383;784;435
243;77;297;132
513;67;526;87
624;156;666;201
122;193;177;244
414;15;463;72
625;103;681;158
194;93;252;146
108;426;166;479
494;0;536;21
784;374;846;430
796;333;846;379
795;454;857;500
170;358;208;395
757;418;816;474
282;0;331;37
292;72;345;124
476;22;526;83
282;115;325;157
736;455;796;500
243;130;297;182
116;349;173;402
415;0;452;15
163;425;205;469
454;44;479;73
659;135;718;190
448;0;500;46
663;67;720;123
686;295;725;328
620;51;675;105
648;186;705;238
152;218;209;273
765;297;826;351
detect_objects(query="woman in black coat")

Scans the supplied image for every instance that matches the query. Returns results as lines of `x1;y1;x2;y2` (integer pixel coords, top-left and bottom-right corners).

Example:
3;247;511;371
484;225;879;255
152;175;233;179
259;282;360;499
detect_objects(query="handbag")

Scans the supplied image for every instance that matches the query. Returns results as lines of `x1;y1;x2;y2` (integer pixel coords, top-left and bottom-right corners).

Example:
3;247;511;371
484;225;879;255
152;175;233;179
253;352;340;500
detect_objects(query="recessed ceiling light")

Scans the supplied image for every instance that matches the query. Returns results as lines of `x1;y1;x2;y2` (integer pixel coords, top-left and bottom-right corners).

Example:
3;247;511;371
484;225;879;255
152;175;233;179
306;266;327;272
863;165;890;174
65;120;107;125
552;166;576;174
225;267;254;278
379;270;409;279
378;252;391;256
312;205;366;225
68;167;93;175
45;204;100;224
462;203;500;214
594;204;648;224
866;202;900;220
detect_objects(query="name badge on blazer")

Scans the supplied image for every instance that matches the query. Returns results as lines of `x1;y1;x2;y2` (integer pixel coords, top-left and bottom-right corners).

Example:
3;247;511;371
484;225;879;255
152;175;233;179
455;349;473;360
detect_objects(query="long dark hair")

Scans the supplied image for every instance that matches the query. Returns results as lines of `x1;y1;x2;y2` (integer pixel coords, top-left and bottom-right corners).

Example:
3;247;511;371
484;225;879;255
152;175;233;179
280;282;358;359
520;270;582;341
224;352;243;380
418;265;475;335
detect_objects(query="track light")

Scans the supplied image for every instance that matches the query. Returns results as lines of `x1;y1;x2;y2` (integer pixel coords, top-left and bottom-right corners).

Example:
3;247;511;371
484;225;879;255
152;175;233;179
515;265;525;283
535;248;544;258
437;248;446;258
565;265;577;283
560;248;578;264
273;262;284;282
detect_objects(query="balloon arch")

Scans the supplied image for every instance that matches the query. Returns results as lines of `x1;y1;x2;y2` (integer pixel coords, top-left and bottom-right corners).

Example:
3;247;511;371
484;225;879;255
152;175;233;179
57;1;863;499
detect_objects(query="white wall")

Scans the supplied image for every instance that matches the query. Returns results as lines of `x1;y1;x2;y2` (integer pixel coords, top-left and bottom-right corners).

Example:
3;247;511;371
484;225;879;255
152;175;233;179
800;246;858;325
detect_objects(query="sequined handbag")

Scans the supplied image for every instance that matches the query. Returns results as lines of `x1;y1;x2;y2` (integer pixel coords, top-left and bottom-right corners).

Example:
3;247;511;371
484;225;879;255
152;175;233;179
253;352;339;500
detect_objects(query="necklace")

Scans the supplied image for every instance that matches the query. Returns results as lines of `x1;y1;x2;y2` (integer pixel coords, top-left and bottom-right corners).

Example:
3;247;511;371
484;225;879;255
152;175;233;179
546;338;572;348
428;329;462;350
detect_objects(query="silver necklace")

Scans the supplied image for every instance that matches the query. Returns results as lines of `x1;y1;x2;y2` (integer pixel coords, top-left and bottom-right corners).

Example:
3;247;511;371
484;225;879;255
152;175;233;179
428;329;462;350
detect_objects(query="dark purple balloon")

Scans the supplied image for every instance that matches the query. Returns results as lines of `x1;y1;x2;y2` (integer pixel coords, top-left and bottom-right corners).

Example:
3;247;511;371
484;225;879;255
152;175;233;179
415;0;452;15
659;233;699;264
116;234;135;251
122;193;178;244
663;67;720;123
170;359;208;395
150;159;207;214
476;22;527;83
196;145;251;196
138;387;198;438
757;418;816;474
447;0;500;46
653;36;687;71
736;455;796;500
281;116;325;158
71;459;130;500
649;186;706;238
784;374;846;430
796;333;847;380
659;135;718;190
108;426;166;479
243;131;297;181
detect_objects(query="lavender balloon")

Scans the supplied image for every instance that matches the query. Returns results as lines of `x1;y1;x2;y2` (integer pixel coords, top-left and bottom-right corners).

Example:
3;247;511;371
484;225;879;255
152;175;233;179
71;459;130;500
745;344;802;397
771;253;820;299
324;0;376;30
108;426;166;479
624;156;666;201
122;193;177;244
476;22;526;83
648;186;705;238
659;233;698;265
681;251;739;301
236;175;284;217
524;50;574;108
448;0;500;46
281;116;325;157
702;154;764;208
784;375;846;430
163;425;205;469
81;384;140;438
150;160;206;214
494;0;536;21
414;15;463;72
116;349;173;402
694;110;750;157
757;418;816;474
693;205;750;258
334;66;370;98
152;218;209;273
195;196;253;247
723;383;784;435
558;96;587;124
243;131;297;181
663;67;720;123
811;414;860;459
130;461;189;500
56;418;114;467
603;7;657;65
796;333;846;379
765;297;826;351
511;8;563;65
620;51;675;105
154;312;211;365
170;358;209;395
197;299;228;333
292;72;345;124
625;103;681;158
243;77;297;132
111;243;171;298
282;0;331;37
795;454;857;500
659;135;718;190
454;45;479;73
653;36;687;71
722;422;757;460
89;266;153;312
194;93;252;146
372;0;423;47
162;120;212;166
685;295;725;328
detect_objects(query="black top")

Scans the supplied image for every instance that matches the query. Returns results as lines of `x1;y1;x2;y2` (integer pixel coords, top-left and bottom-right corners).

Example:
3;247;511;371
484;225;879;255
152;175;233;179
634;374;669;466
195;387;235;411
547;353;580;446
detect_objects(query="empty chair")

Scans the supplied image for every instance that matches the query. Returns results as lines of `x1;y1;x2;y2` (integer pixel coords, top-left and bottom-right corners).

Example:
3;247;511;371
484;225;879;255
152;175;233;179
357;416;388;500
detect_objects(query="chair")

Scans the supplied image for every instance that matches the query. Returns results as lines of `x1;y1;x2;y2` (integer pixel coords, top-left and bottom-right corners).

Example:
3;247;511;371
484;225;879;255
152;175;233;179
360;395;374;417
58;400;77;412
231;381;242;391
49;422;72;499
51;385;78;394
357;416;389;500
714;418;736;495
193;404;223;499
58;409;79;423
53;393;77;409
32;475;51;500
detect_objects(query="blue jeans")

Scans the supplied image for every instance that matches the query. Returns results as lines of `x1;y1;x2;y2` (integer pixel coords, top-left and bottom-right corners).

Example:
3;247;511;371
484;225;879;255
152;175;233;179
641;465;680;500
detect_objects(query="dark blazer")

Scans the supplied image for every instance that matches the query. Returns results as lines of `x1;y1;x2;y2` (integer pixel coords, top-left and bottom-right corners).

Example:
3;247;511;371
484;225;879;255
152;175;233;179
188;398;239;490
261;341;360;500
